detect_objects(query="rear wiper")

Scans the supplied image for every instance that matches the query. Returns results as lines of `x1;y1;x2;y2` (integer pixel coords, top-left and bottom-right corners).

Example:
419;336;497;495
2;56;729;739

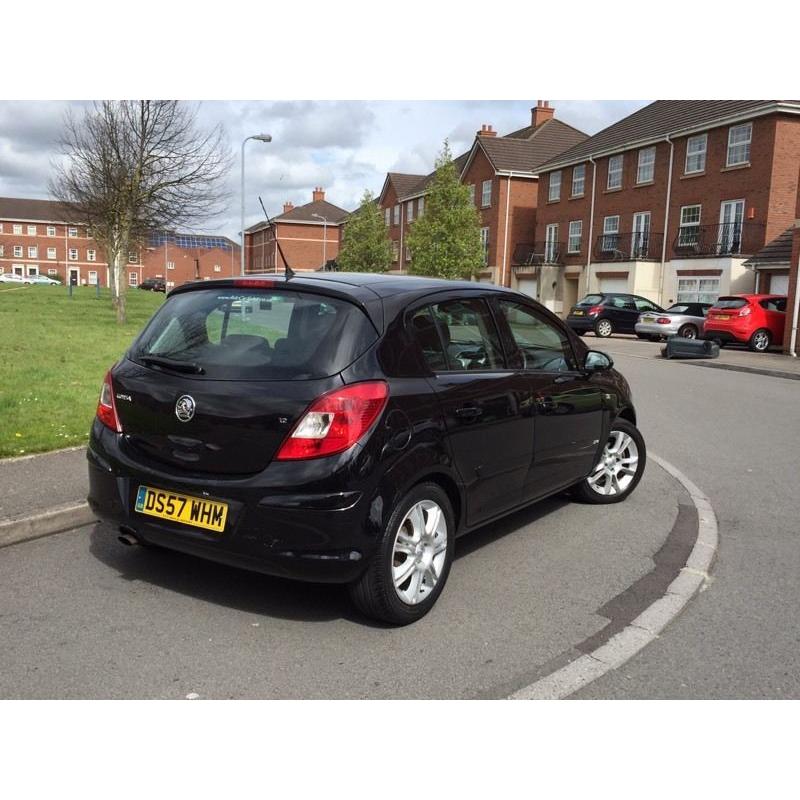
139;355;205;374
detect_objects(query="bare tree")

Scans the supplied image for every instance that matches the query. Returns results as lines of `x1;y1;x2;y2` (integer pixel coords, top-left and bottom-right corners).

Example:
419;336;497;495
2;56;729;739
50;101;231;323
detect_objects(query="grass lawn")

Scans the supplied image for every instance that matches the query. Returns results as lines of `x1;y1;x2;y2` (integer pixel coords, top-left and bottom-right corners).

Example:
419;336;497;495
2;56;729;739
0;285;164;457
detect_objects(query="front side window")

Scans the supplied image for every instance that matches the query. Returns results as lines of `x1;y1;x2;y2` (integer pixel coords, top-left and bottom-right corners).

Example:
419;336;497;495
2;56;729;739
685;134;707;174
481;179;492;208
571;164;585;196
411;298;504;372
678;205;702;246
548;170;561;201
607;155;623;189
637;147;656;183
495;300;575;372
568;220;582;253
727;123;752;166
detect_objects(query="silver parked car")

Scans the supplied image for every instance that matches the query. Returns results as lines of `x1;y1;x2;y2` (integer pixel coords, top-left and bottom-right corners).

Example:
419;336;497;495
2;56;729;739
635;302;711;340
26;274;61;286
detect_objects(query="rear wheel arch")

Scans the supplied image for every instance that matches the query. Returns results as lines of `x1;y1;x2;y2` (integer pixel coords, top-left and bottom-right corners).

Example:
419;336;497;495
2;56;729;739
411;471;463;535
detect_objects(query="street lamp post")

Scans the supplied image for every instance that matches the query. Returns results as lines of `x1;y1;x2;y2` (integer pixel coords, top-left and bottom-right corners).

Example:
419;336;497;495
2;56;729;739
311;212;328;269
240;133;272;275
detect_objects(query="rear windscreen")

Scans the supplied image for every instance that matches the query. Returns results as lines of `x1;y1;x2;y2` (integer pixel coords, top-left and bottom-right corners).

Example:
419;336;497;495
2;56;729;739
578;294;604;306
667;305;690;314
713;297;747;310
131;288;377;380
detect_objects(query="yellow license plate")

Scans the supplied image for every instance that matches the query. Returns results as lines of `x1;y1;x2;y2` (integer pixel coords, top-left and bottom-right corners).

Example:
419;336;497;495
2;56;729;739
643;316;655;323
134;485;228;533
715;314;730;320
573;310;584;316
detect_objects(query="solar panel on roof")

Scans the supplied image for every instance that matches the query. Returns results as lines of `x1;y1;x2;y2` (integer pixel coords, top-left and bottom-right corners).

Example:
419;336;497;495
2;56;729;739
149;232;232;250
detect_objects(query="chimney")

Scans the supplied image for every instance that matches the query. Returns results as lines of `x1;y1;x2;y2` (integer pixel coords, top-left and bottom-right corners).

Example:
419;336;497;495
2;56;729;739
531;100;555;127
477;124;497;138
283;201;294;213
312;186;325;202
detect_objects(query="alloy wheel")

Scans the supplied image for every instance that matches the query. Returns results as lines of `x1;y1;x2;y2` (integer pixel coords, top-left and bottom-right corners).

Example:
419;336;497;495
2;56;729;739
753;330;770;351
587;430;639;496
391;500;448;605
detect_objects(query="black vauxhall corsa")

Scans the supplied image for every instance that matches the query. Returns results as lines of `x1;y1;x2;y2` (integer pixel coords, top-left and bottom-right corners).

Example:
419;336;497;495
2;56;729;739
87;273;646;624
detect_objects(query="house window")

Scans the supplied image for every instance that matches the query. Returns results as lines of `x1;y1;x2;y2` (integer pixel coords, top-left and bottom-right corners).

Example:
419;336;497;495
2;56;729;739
468;184;476;205
47;268;57;275
214;264;221;272
678;205;702;246
637;147;655;183
481;179;492;208
68;227;78;238
727;123;752;166
391;240;399;262
384;208;390;226
128;272;138;287
418;197;425;217
13;245;23;258
27;265;39;276
571;165;585;196
607;155;623;190
68;248;78;260
47;226;56;236
601;216;620;251
28;246;38;259
405;246;412;262
545;223;559;263
406;200;414;223
548;170;562;202
677;277;720;304
47;247;57;259
13;224;22;235
0;245;3;257
480;227;489;266
128;252;138;263
167;261;175;270
87;249;96;262
685;134;707;174
568;220;583;253
88;271;98;285
393;205;400;225
27;225;37;236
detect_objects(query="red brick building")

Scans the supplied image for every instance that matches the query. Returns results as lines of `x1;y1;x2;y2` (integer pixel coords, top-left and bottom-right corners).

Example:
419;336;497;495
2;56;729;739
782;169;800;354
532;101;800;315
0;197;239;289
376;103;587;290
244;188;348;273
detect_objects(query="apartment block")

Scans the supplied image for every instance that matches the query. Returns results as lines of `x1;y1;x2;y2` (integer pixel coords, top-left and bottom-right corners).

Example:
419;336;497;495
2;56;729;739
532;101;800;315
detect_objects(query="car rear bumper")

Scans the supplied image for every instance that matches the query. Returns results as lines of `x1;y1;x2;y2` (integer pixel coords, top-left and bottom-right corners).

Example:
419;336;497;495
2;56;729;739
86;428;377;584
702;325;750;344
566;315;596;331
635;321;678;337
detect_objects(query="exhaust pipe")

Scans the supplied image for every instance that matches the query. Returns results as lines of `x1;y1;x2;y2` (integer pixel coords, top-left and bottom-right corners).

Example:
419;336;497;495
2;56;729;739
118;526;139;547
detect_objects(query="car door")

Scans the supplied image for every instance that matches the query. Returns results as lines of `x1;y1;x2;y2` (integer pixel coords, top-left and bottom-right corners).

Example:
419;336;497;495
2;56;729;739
409;296;534;527
491;297;606;500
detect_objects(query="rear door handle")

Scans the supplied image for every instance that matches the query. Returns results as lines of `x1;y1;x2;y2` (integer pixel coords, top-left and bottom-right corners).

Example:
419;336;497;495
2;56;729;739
455;405;483;419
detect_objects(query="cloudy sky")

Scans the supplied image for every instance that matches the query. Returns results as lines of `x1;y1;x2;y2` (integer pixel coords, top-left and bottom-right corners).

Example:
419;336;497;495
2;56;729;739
0;100;649;241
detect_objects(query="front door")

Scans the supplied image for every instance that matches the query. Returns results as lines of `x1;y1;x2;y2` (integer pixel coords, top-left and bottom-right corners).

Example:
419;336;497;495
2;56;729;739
68;267;80;286
409;297;535;526
719;200;744;254
491;298;605;499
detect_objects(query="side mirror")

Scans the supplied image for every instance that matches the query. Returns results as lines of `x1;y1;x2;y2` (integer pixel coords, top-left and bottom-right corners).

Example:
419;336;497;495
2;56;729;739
584;350;613;372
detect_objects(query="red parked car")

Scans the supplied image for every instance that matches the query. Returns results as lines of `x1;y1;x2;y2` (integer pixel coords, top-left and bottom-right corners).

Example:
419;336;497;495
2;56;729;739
703;294;787;352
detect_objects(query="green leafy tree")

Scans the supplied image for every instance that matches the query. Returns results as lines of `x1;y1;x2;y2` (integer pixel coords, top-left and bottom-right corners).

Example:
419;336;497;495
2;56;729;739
405;140;484;280
337;190;392;273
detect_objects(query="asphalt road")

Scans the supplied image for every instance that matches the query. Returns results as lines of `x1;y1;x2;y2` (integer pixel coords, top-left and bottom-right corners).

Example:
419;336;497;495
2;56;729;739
1;336;797;698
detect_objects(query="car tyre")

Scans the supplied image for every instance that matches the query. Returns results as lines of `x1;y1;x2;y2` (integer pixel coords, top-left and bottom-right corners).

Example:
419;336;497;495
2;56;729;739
594;318;614;338
678;324;698;339
349;482;455;625
749;328;771;352
571;418;646;505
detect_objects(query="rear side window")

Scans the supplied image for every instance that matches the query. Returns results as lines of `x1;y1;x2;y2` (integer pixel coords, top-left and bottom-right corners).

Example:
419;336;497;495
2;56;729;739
760;297;786;312
410;298;504;372
132;288;377;380
714;297;747;310
578;294;604;306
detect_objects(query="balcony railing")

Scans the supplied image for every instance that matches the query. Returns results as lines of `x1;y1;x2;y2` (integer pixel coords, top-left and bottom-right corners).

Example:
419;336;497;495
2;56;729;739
672;222;764;258
511;241;564;268
593;231;664;262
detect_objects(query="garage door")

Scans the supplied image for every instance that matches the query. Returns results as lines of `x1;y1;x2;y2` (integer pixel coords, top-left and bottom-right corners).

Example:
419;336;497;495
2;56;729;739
599;276;628;294
770;274;789;295
516;276;538;300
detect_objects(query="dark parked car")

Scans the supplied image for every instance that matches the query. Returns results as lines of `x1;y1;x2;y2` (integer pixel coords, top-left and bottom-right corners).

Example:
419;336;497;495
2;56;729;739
567;293;665;338
139;277;166;292
87;274;645;624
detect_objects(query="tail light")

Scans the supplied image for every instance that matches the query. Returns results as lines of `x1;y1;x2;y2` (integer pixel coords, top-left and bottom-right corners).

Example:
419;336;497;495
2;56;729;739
656;317;671;324
96;370;122;433
587;305;603;316
276;381;389;461
738;306;752;317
